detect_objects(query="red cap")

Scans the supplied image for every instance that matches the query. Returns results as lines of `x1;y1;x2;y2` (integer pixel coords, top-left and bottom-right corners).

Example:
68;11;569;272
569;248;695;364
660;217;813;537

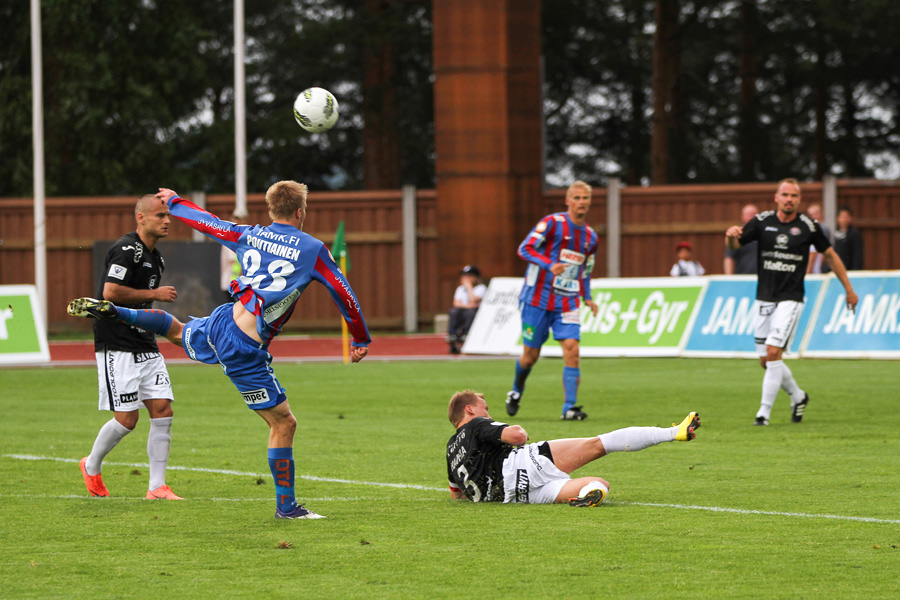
676;241;693;251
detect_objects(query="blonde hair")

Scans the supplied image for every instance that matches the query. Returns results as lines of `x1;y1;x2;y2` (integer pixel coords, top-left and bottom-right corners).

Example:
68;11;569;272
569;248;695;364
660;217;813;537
266;180;308;220
569;180;592;194
448;389;483;426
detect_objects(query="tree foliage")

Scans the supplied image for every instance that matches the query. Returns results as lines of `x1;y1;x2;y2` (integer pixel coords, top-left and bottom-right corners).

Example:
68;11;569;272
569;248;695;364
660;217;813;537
0;0;897;196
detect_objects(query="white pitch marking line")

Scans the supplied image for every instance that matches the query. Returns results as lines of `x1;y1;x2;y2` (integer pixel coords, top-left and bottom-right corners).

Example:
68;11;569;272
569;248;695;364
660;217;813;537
626;502;900;524
6;454;899;524
4;453;445;491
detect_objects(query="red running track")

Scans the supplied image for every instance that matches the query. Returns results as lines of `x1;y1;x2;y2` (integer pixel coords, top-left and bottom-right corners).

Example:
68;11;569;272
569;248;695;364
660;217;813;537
49;334;456;364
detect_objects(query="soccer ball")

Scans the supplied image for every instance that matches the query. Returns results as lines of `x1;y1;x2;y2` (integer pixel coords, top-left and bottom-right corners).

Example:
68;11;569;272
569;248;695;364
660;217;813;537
293;87;339;132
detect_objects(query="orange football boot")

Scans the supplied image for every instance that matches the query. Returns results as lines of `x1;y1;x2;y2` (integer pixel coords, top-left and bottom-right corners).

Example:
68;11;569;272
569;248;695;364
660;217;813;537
79;457;110;497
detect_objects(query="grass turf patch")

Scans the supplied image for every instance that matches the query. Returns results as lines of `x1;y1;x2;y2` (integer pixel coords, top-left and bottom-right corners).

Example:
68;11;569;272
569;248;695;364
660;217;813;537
1;358;898;599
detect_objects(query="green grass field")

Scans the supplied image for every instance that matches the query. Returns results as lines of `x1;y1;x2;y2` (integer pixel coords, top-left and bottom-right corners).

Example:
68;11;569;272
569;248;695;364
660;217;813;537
2;357;898;599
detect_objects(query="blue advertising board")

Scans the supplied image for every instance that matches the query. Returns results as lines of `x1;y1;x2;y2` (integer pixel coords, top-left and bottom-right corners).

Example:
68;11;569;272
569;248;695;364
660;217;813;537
683;276;824;357
803;272;900;358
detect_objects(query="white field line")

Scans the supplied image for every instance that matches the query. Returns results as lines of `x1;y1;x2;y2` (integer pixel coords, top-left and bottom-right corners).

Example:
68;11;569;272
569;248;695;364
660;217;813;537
0;494;411;502
4;453;445;492
5;454;899;524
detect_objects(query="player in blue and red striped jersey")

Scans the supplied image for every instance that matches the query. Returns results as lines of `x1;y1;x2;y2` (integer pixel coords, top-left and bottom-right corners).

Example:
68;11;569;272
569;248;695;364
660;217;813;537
68;181;370;520
506;181;600;421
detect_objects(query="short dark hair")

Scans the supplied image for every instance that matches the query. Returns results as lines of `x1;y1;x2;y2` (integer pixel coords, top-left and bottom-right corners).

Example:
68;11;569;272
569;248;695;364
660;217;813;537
838;206;853;216
135;194;159;216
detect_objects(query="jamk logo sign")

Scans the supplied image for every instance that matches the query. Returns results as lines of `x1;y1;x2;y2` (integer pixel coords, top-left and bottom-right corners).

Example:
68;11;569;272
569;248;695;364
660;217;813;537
822;292;900;335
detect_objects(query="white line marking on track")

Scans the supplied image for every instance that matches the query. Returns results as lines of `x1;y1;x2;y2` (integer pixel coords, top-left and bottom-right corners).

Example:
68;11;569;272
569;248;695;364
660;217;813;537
6;454;899;524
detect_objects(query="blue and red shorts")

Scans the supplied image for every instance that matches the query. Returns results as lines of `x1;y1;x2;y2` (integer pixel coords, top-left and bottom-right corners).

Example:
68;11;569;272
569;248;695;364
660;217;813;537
182;303;286;410
519;303;581;349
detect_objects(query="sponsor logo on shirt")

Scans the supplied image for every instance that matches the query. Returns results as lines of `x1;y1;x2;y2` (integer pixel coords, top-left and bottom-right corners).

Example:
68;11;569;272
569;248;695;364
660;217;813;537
122;243;144;263
108;264;127;280
184;326;196;359
241;389;271;405
763;260;797;272
559;249;585;265
264;289;301;323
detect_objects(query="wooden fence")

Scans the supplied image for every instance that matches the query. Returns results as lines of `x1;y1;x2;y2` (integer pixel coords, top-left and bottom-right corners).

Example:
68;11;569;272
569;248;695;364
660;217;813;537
2;180;898;333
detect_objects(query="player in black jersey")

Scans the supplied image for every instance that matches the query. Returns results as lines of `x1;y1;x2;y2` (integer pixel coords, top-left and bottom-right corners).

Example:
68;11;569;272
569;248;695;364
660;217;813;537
79;194;182;500
726;179;858;426
446;390;700;506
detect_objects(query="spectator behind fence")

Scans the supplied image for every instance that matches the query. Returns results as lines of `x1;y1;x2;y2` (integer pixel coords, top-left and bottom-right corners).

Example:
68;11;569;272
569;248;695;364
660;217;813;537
670;241;705;277
447;265;487;354
724;204;758;274
806;204;831;274
831;206;864;271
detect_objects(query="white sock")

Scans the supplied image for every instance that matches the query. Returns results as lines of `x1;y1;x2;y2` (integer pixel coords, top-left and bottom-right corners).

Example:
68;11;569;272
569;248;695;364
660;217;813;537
598;426;675;453
779;362;806;404
578;481;608;497
147;417;173;490
86;418;132;475
759;360;784;419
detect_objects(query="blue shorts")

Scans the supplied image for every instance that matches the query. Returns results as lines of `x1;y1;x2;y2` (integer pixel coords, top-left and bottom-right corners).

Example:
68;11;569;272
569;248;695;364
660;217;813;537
182;303;286;410
519;303;581;349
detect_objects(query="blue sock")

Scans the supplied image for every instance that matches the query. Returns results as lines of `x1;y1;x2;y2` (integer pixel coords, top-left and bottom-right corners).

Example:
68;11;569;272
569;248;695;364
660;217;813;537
513;360;532;393
268;447;296;512
117;308;173;337
562;366;581;413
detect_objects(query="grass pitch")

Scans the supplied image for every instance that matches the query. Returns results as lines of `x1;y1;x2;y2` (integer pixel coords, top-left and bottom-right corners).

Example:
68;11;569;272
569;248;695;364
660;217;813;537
1;357;898;599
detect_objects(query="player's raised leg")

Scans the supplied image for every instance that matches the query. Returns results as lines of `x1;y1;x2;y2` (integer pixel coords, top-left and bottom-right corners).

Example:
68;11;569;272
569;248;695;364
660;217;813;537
68;297;184;346
549;412;700;505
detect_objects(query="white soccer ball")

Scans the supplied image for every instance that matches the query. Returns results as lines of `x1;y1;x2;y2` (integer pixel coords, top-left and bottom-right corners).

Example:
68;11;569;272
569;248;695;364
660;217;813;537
293;87;339;132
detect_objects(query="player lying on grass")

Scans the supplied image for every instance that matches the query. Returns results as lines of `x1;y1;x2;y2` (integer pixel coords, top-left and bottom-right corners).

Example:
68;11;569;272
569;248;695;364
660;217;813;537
446;390;699;506
69;181;370;520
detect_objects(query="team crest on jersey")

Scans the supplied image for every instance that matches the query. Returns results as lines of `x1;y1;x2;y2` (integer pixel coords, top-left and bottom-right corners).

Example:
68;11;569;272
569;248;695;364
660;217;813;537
790;227;801;236
535;220;548;233
775;234;789;248
108;264;127;280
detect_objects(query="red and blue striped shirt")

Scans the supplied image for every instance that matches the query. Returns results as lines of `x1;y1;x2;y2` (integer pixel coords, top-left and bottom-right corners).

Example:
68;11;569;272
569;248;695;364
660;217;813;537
167;195;370;347
517;212;598;312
